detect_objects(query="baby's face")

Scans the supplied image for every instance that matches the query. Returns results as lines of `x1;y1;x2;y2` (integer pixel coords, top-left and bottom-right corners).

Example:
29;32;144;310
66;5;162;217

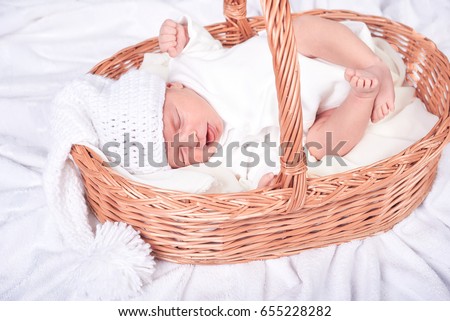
162;82;224;168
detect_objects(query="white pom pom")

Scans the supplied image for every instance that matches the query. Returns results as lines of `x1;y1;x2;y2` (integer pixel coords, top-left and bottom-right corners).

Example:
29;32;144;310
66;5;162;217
73;221;155;300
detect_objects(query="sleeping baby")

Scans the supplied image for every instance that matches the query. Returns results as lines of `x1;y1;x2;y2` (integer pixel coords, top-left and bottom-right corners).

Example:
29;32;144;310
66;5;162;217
90;14;395;190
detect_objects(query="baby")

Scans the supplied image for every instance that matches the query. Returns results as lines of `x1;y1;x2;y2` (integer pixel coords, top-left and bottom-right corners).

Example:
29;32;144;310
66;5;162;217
156;15;395;188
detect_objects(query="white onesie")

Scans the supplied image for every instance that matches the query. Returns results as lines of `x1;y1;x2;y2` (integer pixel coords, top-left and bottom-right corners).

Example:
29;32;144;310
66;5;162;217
142;16;376;189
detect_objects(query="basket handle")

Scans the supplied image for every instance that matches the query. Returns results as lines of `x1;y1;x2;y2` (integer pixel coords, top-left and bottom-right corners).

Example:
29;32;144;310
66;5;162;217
224;0;306;210
223;0;257;41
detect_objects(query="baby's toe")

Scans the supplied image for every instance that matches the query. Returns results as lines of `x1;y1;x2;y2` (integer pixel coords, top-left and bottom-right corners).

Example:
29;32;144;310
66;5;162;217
382;103;390;116
371;107;382;123
371;78;379;89
345;68;356;82
363;78;372;89
357;78;365;88
387;100;395;112
377;106;385;121
350;75;359;88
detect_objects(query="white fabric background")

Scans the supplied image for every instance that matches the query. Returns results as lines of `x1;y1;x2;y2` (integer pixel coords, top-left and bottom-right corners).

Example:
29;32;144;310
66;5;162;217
0;0;449;300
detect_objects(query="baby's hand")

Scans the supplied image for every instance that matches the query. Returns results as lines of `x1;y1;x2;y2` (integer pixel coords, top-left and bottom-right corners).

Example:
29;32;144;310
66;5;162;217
158;19;189;58
257;173;277;189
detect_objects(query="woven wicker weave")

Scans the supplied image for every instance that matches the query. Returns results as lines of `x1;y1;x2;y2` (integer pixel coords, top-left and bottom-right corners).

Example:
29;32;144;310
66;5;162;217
71;0;450;264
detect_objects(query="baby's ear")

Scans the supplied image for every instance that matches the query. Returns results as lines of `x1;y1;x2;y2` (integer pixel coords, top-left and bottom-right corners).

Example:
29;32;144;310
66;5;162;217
166;82;184;89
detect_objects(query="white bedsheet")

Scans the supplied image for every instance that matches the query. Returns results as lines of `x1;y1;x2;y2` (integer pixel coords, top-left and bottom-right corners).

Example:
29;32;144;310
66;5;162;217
1;0;449;300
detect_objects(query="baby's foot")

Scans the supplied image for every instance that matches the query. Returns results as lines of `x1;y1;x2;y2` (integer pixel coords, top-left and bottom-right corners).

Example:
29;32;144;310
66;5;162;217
361;59;395;122
345;68;380;101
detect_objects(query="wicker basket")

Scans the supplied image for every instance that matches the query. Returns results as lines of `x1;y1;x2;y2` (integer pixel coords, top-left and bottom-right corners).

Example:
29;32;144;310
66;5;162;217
71;0;450;264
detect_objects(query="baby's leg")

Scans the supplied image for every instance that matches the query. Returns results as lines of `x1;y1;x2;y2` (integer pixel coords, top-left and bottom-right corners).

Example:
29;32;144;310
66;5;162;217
293;15;395;123
306;68;379;160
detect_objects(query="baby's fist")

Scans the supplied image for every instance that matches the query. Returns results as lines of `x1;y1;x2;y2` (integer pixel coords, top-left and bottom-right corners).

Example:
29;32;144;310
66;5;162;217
158;19;189;58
